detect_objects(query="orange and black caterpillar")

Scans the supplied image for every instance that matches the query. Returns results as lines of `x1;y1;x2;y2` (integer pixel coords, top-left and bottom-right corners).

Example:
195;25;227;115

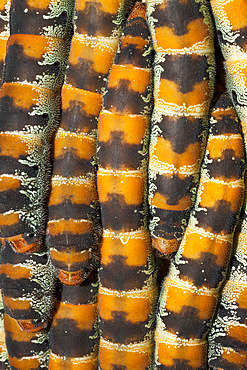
143;0;215;257
46;0;135;368
0;1;75;367
46;0;133;286
154;90;245;369
97;3;158;369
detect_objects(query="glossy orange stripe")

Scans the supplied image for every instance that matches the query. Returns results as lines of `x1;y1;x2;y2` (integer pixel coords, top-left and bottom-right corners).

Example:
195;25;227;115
49;179;96;206
0;263;32;280
3;296;31;311
97;169;146;205
68;36;117;74
49;352;98;370
98;112;148;145
61;85;103;115
0;176;21;192
47;219;93;235
54;132;95;160
50;248;91;265
100;230;151;266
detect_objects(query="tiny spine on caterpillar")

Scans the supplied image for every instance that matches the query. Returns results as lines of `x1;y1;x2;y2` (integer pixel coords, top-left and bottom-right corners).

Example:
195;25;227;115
97;3;158;369
143;0;216;257
153;90;245;369
0;0;75;368
46;0;135;368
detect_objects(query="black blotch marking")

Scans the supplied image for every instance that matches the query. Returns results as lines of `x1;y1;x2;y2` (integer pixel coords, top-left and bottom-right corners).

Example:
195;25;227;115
5;329;49;358
46;231;96;251
154;173;194;206
66;58;107;93
158;360;204;370
153;0;203;36
164;305;209;339
61;100;98;133
76;3;115;37
159;115;204;154
100;310;149;344
99;131;143;170
53;151;94;177
105;79;149;115
207;150;245;180
196;200;239;234
100;255;147;290
4;43;60;85
48;201;92;221
178;252;224;289
160;54;209;94
100;193;143;231
153;207;189;241
0;95;49;132
50;318;95;357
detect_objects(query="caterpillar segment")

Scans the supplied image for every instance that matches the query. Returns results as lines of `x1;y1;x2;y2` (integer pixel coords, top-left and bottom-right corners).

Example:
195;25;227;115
46;0;135;285
143;0;215;257
97;3;158;369
208;207;247;370
0;292;9;369
3;312;49;370
0;2;75;367
154;91;245;369
210;0;247;149
48;272;99;370
0;0;10;90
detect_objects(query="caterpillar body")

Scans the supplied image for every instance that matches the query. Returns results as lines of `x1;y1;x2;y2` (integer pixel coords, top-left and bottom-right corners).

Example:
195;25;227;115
0;292;9;369
154;90;245;369
0;1;75;368
49;271;99;370
46;0;133;285
143;0;215;257
206;3;247;367
46;0;134;368
97;3;158;369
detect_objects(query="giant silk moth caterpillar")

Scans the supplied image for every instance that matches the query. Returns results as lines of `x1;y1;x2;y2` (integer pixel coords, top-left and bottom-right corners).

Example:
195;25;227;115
47;0;135;368
97;3;158;369
154;90;245;369
143;0;216;257
0;0;10;90
0;0;75;368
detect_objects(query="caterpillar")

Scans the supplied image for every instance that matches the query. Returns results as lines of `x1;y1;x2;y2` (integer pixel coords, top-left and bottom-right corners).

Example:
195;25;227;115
154;90;245;369
206;3;247;367
207;201;247;369
46;0;132;285
0;0;75;367
49;271;99;369
46;0;134;367
143;0;216;257
97;3;158;369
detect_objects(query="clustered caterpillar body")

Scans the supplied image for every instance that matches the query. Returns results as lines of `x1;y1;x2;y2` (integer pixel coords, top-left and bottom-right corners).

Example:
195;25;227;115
144;0;216;257
97;3;158;369
154;90;245;369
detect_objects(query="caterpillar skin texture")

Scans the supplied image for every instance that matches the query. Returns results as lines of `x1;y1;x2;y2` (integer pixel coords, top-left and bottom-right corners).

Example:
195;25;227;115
3;312;49;370
208;202;247;369
143;0;215;257
47;0;133;368
48;272;99;370
97;3;158;369
0;2;75;368
154;91;245;369
0;292;9;369
46;0;132;286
